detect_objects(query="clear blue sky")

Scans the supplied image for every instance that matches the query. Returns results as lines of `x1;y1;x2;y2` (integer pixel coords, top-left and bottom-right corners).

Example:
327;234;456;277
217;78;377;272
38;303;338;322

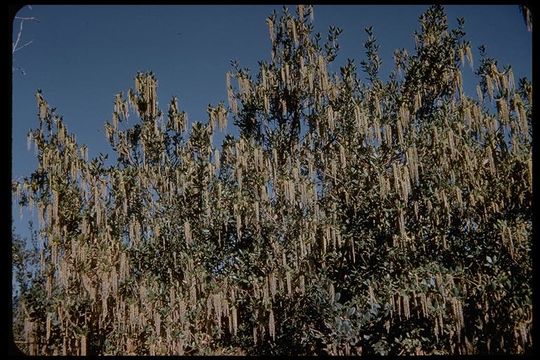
12;5;531;236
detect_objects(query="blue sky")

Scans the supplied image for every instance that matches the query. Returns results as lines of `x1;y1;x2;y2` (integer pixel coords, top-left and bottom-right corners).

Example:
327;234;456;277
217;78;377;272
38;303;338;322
12;5;531;236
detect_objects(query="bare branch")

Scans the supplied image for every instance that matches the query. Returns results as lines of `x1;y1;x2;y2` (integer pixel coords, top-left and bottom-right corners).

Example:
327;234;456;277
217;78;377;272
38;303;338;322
12;15;38;55
15;16;38;21
520;5;532;32
13;40;33;53
12;18;24;54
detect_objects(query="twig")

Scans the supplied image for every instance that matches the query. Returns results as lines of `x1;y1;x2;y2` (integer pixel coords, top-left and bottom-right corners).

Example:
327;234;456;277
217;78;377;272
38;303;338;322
15;16;38;21
12;16;38;54
14;40;33;53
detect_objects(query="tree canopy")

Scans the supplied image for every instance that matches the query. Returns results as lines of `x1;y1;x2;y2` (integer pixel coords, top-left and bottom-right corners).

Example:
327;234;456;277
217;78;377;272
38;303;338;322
12;5;532;355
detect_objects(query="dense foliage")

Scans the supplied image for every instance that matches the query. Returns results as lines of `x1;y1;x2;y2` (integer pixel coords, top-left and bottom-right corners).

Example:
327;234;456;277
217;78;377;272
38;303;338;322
12;5;532;355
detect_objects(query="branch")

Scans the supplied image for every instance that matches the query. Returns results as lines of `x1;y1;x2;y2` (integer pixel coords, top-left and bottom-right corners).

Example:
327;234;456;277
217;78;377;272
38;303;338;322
15;16;38;21
12;16;38;54
520;5;532;32
13;40;33;53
